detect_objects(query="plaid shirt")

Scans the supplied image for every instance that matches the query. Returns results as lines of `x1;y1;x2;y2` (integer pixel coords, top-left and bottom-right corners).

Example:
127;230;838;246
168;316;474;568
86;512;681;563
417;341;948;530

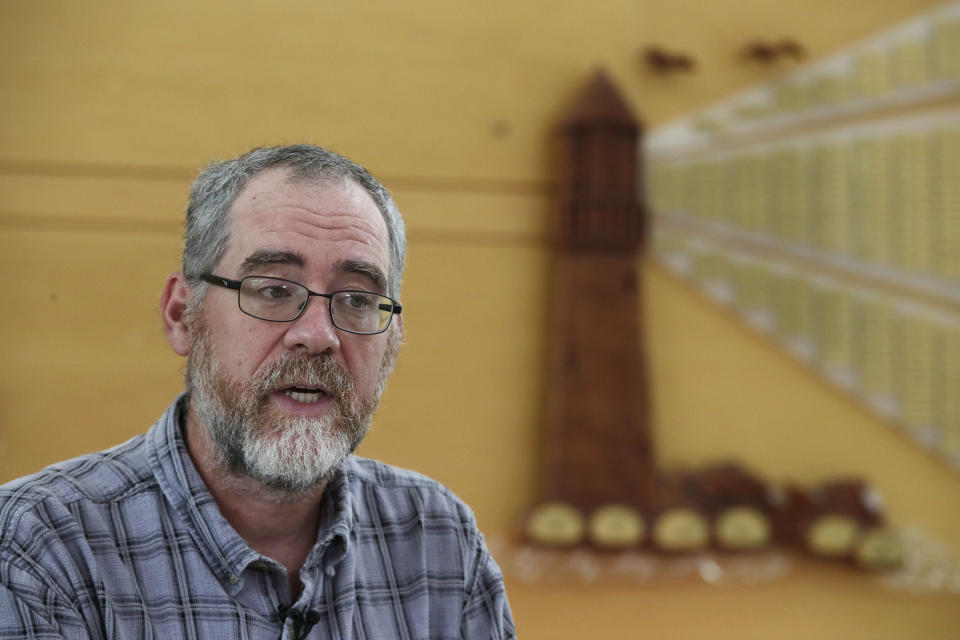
0;397;515;639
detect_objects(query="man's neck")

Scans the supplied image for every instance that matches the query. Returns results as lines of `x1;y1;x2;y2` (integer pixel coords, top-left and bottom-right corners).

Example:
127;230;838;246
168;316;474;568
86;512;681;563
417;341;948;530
183;405;326;599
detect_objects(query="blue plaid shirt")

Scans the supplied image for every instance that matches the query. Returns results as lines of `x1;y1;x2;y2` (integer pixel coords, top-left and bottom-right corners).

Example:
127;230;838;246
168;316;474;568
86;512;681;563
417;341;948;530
0;397;514;639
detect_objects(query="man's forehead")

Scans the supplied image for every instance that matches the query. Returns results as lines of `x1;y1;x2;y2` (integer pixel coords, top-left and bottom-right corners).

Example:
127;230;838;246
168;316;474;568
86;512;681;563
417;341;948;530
222;168;389;276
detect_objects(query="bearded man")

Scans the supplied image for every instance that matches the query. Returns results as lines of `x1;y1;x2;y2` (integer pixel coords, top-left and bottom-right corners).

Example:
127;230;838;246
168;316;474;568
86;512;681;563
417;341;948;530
0;145;515;639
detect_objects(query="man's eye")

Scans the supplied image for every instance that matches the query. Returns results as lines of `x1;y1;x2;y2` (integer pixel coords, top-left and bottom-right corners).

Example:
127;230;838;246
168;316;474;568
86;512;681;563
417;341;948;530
341;293;373;311
348;294;372;308
257;285;291;300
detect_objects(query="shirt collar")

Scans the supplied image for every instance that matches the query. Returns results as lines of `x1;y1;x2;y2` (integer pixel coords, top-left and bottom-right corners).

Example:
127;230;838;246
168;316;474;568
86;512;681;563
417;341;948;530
146;394;356;588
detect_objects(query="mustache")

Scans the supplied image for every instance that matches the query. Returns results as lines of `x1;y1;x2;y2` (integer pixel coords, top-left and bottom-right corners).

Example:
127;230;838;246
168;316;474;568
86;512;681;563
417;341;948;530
251;352;354;400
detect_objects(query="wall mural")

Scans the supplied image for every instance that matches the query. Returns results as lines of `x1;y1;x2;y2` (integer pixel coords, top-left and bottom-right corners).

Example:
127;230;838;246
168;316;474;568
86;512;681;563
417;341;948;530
507;3;960;590
514;73;901;586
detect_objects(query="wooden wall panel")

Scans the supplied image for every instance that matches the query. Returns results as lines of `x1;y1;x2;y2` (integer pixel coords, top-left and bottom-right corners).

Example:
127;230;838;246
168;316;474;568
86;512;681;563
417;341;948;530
0;1;646;183
0;229;183;479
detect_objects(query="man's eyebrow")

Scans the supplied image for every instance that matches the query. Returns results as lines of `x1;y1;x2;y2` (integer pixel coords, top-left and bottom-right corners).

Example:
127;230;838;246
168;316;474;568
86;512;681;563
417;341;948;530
238;249;306;275
336;259;388;292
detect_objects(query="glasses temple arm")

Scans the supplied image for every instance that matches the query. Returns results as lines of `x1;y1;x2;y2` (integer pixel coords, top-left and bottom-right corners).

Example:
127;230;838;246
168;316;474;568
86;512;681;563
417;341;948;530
200;274;242;290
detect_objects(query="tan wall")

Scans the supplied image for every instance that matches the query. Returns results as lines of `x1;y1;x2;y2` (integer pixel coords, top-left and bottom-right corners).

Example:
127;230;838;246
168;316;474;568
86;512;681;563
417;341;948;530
2;2;958;638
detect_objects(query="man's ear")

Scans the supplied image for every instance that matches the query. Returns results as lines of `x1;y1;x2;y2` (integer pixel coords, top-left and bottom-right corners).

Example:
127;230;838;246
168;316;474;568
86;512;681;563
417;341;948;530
161;272;194;356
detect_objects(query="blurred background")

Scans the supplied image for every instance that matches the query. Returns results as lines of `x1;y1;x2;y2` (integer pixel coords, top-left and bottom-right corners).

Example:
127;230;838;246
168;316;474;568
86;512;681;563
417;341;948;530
1;1;959;638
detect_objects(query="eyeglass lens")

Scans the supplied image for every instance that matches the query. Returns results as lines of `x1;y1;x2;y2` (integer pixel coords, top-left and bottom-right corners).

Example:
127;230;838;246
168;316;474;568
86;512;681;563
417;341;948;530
238;276;393;333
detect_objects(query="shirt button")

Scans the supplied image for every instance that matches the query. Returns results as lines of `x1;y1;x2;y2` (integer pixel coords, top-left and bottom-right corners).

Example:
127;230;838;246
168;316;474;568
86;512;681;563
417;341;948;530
228;575;240;584
325;567;336;577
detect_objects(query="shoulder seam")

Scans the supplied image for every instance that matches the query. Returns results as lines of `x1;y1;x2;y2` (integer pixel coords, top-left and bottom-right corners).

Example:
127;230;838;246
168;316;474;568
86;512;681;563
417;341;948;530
0;533;77;607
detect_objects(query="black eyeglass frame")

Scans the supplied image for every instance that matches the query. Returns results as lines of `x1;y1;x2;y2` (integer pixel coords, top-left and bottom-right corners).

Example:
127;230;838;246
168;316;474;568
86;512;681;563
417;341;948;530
200;273;402;335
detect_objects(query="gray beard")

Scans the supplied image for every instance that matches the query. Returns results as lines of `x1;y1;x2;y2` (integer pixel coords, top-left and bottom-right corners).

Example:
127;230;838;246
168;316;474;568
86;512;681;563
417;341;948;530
185;325;389;496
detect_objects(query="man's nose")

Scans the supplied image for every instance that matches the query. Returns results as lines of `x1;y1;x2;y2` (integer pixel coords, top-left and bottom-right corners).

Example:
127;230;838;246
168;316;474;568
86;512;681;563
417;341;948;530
282;296;341;354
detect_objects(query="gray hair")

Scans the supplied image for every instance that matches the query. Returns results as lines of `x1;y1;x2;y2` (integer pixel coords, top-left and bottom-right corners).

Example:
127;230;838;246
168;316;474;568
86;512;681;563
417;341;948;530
183;144;406;299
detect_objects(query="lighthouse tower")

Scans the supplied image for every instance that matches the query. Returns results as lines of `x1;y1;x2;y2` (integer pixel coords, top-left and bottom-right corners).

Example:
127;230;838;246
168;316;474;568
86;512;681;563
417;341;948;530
537;71;654;526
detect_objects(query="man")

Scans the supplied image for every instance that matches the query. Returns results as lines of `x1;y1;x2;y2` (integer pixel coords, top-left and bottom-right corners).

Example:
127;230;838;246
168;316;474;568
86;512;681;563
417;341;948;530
0;145;515;638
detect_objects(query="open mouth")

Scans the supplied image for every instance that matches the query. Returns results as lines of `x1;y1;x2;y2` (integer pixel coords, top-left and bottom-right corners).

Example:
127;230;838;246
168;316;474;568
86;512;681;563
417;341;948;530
281;386;329;404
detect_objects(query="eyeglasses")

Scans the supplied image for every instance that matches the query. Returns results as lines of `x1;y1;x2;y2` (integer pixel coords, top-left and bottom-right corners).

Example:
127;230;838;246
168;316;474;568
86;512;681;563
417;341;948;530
201;274;402;335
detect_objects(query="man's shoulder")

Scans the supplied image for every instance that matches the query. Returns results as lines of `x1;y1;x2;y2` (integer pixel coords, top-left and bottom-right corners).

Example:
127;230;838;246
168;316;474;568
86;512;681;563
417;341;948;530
341;456;478;527
342;455;452;489
0;435;154;538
